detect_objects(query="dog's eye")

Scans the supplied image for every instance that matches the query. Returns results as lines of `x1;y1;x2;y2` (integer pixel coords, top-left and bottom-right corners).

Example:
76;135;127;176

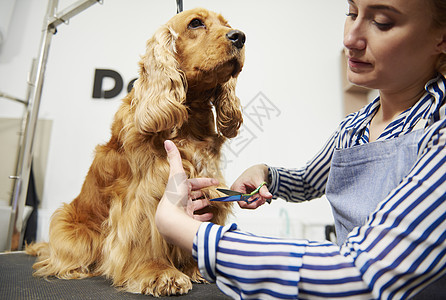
188;18;205;29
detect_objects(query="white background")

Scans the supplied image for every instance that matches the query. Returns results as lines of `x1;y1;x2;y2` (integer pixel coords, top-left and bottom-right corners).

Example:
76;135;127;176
0;0;347;242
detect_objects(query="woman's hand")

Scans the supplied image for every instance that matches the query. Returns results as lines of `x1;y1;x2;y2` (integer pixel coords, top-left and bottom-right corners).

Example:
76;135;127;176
155;140;219;251
230;164;273;209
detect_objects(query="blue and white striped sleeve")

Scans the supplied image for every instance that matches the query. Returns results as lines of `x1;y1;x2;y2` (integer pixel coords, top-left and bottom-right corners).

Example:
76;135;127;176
268;130;337;202
193;120;446;299
193;222;309;299
192;222;238;281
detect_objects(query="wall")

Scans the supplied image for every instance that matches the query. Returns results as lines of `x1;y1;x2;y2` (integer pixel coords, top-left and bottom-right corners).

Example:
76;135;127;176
0;0;347;242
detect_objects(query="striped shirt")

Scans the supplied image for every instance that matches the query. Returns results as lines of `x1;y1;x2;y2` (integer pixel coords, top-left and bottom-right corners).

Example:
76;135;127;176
193;74;446;299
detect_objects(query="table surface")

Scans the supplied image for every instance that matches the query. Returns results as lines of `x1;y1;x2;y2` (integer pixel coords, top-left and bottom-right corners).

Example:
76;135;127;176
0;252;230;299
2;251;444;299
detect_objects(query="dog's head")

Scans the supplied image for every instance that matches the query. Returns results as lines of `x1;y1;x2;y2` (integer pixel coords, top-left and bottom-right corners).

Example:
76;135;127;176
132;8;245;138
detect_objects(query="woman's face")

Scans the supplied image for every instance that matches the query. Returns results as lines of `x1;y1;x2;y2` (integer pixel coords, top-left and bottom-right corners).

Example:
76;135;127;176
344;0;444;92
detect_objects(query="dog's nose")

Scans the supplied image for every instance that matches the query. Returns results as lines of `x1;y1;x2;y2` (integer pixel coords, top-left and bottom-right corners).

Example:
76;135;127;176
226;30;246;49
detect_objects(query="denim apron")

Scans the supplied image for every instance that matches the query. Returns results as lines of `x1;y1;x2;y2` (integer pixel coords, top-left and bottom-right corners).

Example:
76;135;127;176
325;123;445;298
326;128;423;246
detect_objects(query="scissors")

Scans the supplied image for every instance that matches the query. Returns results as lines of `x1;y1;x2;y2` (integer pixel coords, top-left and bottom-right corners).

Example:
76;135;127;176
210;182;270;204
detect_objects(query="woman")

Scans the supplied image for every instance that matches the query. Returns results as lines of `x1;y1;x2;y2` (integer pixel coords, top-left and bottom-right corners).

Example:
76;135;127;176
156;0;446;298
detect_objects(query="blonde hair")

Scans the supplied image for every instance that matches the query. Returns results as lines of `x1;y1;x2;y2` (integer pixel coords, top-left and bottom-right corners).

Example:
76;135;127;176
430;0;446;74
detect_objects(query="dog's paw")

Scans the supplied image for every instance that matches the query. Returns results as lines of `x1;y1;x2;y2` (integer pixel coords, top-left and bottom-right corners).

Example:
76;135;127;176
189;268;208;284
191;274;208;284
144;270;192;296
127;268;193;297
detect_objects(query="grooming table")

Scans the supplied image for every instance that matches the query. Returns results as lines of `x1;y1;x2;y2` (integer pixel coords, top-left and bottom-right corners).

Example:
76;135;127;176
0;252;230;299
2;252;444;299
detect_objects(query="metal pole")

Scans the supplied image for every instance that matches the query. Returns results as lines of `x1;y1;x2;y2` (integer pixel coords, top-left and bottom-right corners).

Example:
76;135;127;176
7;0;58;251
7;0;101;251
0;92;26;105
176;0;183;13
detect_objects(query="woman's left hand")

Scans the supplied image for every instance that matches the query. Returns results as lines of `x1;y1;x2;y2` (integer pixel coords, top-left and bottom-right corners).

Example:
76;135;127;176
155;140;219;250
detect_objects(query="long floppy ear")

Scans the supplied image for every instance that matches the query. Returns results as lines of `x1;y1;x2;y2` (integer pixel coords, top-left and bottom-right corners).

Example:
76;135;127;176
213;78;243;138
132;25;188;134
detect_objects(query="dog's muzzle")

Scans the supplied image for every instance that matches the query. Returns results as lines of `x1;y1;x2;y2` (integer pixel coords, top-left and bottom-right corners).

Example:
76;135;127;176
226;30;246;49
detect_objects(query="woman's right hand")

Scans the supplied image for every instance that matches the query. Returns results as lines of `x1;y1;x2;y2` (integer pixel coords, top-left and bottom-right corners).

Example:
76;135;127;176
230;164;273;209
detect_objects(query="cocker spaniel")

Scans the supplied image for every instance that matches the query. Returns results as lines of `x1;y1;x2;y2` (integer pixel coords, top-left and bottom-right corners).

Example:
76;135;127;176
26;8;245;296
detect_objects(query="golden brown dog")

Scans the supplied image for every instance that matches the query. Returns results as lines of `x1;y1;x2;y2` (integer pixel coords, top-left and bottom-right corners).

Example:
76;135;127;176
26;8;245;296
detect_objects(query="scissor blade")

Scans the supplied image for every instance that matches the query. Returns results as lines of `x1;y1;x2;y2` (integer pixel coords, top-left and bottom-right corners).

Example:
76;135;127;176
210;195;242;202
216;188;242;196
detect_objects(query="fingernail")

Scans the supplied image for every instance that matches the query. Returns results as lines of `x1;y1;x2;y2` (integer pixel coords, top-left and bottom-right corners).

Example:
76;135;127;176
164;140;173;152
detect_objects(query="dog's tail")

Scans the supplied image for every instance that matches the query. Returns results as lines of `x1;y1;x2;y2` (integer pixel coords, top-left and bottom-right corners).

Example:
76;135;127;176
25;242;49;258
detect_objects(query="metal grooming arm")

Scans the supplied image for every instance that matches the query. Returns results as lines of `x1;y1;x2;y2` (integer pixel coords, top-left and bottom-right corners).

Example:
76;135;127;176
6;0;184;251
177;0;183;13
6;0;102;251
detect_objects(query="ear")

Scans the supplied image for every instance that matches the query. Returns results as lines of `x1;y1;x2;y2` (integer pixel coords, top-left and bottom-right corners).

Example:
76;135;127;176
435;31;446;75
132;25;188;135
437;31;446;53
432;26;446;53
213;78;243;138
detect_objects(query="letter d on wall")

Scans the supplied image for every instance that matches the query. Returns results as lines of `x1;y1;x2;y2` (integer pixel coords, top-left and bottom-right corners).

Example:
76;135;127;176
92;69;123;99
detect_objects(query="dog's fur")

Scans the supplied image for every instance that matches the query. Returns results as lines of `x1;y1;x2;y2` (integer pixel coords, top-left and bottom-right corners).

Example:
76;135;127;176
25;8;244;296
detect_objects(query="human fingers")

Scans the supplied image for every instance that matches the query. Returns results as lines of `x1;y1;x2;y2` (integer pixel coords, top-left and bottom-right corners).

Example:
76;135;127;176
193;212;213;222
230;164;268;193
259;185;273;199
238;198;265;209
237;183;272;210
164;140;188;206
230;176;250;194
193;198;210;209
164;140;186;178
191;198;213;221
188;177;219;191
190;190;205;200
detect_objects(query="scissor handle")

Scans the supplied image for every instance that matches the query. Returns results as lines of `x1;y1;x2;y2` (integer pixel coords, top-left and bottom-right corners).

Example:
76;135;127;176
211;182;268;203
245;182;267;197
